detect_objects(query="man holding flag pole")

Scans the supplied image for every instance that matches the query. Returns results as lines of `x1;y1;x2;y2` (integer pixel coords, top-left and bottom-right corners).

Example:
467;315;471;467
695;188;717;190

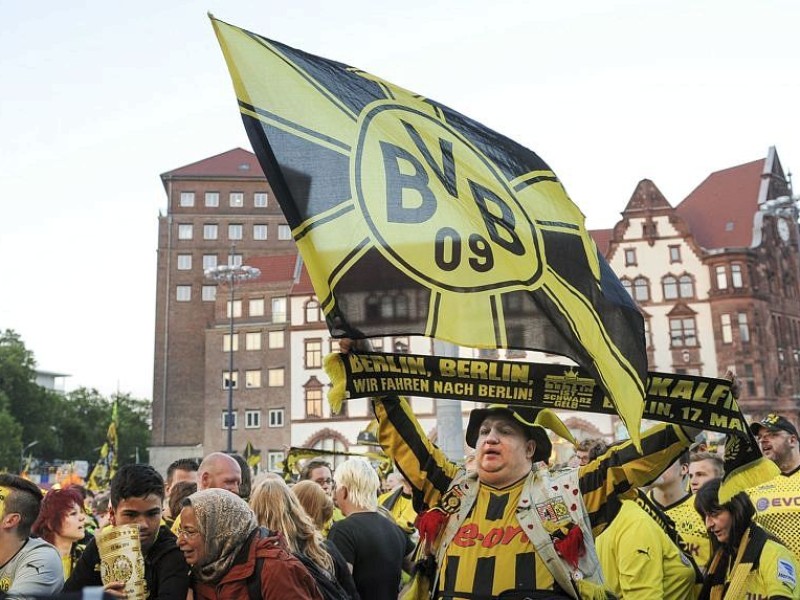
209;15;777;598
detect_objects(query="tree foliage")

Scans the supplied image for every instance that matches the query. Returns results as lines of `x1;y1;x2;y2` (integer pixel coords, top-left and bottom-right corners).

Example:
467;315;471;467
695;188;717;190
0;329;151;472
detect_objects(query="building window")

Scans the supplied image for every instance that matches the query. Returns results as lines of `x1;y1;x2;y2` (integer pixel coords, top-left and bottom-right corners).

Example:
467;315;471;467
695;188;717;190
245;370;262;388
742;364;756;396
253;224;268;240
669;245;681;263
268;408;284;427
272;297;287;323
393;337;410;353
178;224;193;240
203;254;218;270
278;224;292;240
669;317;697;347
643;318;653;348
624;248;637;266
738;313;750;343
176;285;192;302
227;300;242;318
268;330;284;349
223;333;239;352
221;411;238;429
201;285;216;302
721;314;733;344
228;253;243;267
223;371;238;389
715;265;728;290
621;279;633;298
633;277;649;302
228;224;243;240
678;275;695;298
305;339;323;369
731;264;743;288
203;224;218;240
305;388;323;418
254;192;268;207
245;410;261;429
663;275;678;300
205;192;219;207
179;192;195;207
229;192;244;207
268;368;285;387
245;332;261;351
177;254;192;270
305;299;322;323
249;298;265;317
267;452;284;472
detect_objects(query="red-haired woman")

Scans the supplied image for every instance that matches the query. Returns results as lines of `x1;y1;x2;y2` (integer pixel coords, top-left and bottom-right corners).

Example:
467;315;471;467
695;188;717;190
32;486;87;579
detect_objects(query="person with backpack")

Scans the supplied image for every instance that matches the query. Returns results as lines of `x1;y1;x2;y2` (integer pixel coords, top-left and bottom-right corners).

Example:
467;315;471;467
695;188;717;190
177;488;321;600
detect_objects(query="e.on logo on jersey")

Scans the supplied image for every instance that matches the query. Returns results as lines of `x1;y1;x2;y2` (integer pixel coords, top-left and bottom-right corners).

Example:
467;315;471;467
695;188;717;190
452;523;527;549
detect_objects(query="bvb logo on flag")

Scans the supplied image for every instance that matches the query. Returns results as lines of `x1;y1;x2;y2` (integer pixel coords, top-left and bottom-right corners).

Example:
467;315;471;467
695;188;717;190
354;103;544;293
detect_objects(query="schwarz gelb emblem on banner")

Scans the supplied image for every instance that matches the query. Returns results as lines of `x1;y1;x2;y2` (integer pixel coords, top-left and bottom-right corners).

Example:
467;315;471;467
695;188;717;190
97;524;147;600
542;367;596;410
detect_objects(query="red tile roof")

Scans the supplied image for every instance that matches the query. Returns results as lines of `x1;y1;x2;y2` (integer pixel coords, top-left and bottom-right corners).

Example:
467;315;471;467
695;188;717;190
291;259;316;295
590;228;614;257
675;158;764;249
161;148;265;180
241;254;299;285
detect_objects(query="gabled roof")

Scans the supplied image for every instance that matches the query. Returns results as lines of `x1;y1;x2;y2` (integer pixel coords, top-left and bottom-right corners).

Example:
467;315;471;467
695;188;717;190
623;179;673;213
675;158;764;250
161;148;265;181
589;228;614;257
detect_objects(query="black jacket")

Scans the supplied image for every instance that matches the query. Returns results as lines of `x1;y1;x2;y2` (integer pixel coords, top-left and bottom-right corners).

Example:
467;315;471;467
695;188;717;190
63;525;189;600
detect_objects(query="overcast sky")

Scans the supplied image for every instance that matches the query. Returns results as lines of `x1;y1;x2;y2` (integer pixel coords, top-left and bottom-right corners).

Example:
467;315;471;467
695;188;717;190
1;0;798;400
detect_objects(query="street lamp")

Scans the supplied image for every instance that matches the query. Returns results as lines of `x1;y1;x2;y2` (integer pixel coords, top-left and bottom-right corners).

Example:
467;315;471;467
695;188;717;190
205;255;261;453
20;440;39;475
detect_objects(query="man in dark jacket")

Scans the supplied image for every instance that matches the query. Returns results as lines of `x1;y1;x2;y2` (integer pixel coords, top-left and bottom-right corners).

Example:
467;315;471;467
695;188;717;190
64;464;189;599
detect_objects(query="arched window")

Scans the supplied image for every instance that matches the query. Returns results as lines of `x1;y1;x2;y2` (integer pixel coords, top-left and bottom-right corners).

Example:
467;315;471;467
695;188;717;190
380;295;394;318
304;298;322;323
662;275;678;300
678;275;695;298
633;277;650;302
621;278;633;298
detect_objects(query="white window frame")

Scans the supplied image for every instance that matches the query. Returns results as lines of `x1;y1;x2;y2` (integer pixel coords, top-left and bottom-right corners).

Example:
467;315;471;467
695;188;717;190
268;330;285;349
223;371;238;390
205;192;219;207
721;314;733;344
624;248;637;266
245;409;261;429
253;224;268;240
245;369;262;388
229;192;244;207
268;367;285;387
245;332;262;351
202;285;217;302
203;224;218;240
178;224;193;240
731;264;743;288
177;254;192;271
715;265;728;290
278;224;292;240
202;254;218;270
179;192;195;207
176;285;192;302
227;300;242;318
249;298;265;317
267;451;284;472
223;333;239;352
738;313;750;343
272;297;287;323
228;224;243;240
228;254;243;267
254;192;268;207
268;409;284;428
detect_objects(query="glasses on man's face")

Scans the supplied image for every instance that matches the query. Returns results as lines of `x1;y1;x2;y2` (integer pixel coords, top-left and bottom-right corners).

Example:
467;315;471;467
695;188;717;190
176;527;201;540
314;478;334;486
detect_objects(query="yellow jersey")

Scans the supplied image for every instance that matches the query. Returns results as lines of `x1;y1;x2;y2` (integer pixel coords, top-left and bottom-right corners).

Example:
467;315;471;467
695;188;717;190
749;466;800;563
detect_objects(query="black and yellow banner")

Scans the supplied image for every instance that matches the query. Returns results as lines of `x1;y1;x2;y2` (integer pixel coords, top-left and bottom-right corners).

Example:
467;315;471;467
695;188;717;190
325;351;778;499
212;17;649;447
87;400;118;492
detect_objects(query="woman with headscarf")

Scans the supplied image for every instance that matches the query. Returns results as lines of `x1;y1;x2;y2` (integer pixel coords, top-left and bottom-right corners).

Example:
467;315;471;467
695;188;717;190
695;478;799;599
253;477;359;599
31;486;87;579
177;488;322;600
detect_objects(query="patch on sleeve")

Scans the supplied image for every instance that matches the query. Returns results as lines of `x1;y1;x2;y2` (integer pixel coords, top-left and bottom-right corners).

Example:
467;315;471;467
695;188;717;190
777;559;797;588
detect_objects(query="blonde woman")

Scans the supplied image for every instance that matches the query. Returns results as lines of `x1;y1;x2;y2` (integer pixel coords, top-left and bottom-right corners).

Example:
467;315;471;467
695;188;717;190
251;476;359;599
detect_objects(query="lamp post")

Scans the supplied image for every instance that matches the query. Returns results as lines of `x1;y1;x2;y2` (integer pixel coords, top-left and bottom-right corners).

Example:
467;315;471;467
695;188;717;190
20;440;39;475
205;256;261;453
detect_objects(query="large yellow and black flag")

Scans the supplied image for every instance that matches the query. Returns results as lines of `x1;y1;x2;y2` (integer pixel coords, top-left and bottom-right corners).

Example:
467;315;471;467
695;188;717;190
211;17;649;444
87;400;118;492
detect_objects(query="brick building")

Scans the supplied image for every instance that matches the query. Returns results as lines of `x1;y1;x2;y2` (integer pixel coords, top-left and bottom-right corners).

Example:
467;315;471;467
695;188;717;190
594;147;799;420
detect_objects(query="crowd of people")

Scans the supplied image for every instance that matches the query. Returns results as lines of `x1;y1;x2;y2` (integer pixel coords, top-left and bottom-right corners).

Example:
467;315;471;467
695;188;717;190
1;349;799;599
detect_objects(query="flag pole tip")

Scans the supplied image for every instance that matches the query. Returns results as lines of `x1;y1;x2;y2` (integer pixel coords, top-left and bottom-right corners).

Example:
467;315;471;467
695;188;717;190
208;11;215;19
